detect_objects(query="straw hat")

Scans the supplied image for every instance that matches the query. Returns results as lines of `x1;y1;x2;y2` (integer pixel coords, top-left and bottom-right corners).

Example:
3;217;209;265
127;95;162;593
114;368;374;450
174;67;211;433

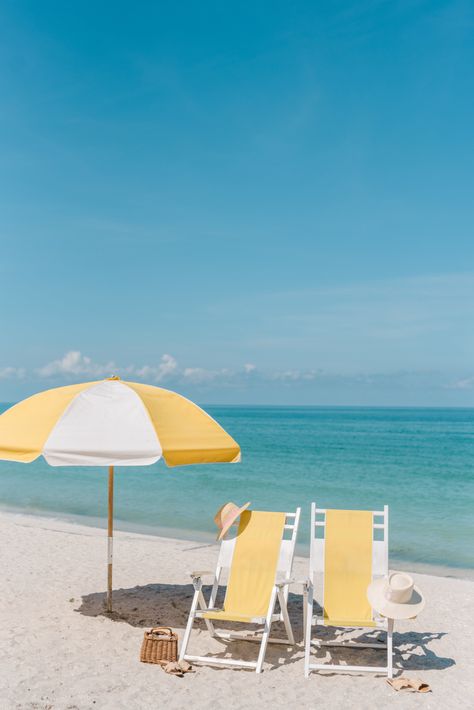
367;572;425;620
214;501;250;540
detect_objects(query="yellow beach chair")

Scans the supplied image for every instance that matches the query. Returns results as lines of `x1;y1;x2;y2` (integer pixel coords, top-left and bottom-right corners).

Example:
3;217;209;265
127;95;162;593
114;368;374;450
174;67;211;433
304;503;393;677
180;507;301;673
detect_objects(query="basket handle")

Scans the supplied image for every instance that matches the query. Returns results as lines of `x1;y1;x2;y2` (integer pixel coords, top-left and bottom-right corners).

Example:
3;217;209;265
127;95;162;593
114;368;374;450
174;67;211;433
149;626;175;637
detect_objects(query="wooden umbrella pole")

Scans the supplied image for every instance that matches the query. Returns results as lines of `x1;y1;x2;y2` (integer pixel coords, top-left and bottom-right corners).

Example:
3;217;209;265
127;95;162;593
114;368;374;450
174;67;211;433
107;465;114;612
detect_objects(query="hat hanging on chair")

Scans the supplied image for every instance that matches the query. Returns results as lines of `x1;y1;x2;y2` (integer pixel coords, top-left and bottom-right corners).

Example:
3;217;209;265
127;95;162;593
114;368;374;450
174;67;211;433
214;501;251;540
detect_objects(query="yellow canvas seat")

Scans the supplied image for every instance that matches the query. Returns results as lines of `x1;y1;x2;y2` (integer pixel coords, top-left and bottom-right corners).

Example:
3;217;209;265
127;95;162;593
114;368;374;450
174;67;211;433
304;503;393;678
322;509;376;628
324;618;377;627
180;508;301;673
202;510;285;623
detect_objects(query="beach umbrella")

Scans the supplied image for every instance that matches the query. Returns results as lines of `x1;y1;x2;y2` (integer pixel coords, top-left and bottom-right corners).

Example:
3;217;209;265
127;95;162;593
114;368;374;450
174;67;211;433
0;377;240;611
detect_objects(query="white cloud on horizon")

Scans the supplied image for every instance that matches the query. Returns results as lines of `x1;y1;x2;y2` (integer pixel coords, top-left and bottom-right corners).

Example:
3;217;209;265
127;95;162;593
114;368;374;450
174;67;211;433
0;366;25;380
446;376;474;390
31;351;261;387
0;351;466;399
133;354;178;382
35;351;179;384
36;351;116;378
182;366;235;384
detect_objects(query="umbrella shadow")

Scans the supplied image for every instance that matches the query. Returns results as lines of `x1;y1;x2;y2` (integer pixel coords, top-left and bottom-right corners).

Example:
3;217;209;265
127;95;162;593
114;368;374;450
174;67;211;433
77;582;198;629
77;585;305;633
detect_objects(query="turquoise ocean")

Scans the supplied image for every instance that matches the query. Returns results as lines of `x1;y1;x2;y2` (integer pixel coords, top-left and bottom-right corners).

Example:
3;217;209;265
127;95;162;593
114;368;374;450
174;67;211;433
0;405;473;575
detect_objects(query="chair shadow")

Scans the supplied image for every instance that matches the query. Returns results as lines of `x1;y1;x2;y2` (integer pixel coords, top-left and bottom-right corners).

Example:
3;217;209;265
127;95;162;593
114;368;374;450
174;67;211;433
77;586;453;673
308;625;454;674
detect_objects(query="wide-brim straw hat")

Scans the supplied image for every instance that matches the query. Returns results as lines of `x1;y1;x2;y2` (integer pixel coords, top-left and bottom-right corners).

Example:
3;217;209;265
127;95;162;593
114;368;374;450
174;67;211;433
214;501;251;540
367;572;425;620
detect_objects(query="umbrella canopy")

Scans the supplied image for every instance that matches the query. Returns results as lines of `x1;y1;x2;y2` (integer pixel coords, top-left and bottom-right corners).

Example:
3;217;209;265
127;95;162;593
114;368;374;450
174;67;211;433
0;378;240;610
0;377;240;466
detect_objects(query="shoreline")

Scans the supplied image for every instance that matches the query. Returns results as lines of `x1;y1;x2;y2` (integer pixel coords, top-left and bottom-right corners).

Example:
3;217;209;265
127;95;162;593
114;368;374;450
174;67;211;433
1;504;473;581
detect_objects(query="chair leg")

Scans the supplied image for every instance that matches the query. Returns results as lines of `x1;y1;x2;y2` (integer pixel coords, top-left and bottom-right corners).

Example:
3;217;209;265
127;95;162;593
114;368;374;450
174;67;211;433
198;589;216;637
304;583;313;678
277;588;295;645
255;586;278;673
303;586;307;641
179;588;201;661
387;618;394;678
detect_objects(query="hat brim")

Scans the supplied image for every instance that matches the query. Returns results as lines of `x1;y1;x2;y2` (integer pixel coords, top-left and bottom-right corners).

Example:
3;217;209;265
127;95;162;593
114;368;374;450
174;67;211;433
367;577;425;620
217;501;251;540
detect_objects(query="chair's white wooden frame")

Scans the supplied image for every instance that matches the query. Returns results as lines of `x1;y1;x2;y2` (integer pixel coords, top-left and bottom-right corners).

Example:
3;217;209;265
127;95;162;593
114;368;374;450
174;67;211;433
304;502;393;678
180;507;301;673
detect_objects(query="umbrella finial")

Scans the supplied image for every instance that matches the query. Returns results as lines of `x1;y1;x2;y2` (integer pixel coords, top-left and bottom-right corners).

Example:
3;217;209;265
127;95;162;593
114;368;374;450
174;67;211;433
107;375;121;381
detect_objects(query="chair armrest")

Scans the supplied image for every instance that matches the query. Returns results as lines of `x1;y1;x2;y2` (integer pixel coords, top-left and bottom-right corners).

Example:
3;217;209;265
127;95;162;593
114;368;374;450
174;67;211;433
189;570;213;579
195;607;223;615
275;578;307;588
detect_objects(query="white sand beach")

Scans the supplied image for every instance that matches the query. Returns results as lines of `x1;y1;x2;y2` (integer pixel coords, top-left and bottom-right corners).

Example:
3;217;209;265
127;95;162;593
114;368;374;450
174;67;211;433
0;511;472;710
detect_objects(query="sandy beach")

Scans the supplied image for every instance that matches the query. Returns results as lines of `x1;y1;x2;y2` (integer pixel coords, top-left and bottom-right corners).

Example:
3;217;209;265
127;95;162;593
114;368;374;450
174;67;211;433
0;511;472;710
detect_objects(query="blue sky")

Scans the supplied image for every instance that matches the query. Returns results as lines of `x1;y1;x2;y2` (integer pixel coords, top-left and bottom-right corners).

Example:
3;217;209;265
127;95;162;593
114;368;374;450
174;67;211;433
1;1;473;405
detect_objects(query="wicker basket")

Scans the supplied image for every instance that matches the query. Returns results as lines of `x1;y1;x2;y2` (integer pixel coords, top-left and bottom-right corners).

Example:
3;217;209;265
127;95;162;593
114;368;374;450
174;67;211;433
140;626;178;665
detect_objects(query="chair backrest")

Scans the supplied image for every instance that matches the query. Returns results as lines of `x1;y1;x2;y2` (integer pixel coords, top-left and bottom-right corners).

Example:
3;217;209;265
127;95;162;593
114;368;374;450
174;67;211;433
309;503;388;625
213;508;301;612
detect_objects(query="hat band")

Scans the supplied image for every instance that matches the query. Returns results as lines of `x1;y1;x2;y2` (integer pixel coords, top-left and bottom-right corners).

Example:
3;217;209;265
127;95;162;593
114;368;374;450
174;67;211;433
384;585;413;604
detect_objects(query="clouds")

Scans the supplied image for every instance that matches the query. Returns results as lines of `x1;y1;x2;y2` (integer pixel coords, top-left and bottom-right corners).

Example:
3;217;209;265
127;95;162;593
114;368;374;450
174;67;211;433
133;354;178;382
0;349;470;398
1;349;474;406
1;350;304;388
182;367;231;384
35;351;178;384
35;352;179;383
30;351;251;386
446;376;474;391
0;366;25;380
2;271;473;404
36;351;116;378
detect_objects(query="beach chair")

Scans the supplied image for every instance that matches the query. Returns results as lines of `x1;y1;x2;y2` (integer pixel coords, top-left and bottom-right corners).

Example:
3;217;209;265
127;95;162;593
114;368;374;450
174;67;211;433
180;507;301;673
304;503;393;677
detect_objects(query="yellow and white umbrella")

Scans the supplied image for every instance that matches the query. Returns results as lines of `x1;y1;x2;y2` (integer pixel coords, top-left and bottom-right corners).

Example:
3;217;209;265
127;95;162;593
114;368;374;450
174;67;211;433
0;377;240;609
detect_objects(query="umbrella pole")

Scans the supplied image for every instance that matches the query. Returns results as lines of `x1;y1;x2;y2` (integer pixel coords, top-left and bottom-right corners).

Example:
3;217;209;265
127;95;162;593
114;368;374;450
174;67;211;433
107;465;114;612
